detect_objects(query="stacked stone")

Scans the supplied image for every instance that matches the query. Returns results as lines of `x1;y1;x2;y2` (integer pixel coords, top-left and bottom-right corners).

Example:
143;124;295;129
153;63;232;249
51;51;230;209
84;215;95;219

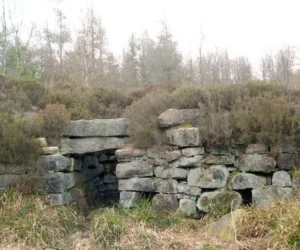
116;109;300;216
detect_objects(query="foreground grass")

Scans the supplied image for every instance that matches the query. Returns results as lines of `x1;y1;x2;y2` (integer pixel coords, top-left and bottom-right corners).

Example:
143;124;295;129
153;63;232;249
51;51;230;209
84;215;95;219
1;190;300;249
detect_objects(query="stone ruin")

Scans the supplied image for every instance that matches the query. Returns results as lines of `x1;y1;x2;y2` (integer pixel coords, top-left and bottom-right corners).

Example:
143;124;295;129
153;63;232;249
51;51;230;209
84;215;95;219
1;109;300;216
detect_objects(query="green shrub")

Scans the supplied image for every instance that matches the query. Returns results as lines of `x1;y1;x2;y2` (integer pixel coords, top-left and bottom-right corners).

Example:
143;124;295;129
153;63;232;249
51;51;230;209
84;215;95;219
40;104;71;145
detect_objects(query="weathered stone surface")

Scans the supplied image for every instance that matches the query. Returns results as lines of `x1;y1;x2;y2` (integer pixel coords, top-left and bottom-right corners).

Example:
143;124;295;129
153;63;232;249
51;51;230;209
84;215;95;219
158;109;202;128
64;118;128;137
292;175;300;190
177;182;201;196
103;174;117;184
154;158;168;166
0;164;31;175
204;155;235;165
152;194;178;213
42;147;59;155
154;166;187;179
206;146;233;155
166;127;201;147
120;191;142;208
170;155;202;168
238;154;276;173
118;177;156;192
178;199;197;217
38;154;71;172
116;161;153;179
176;194;197;200
270;144;296;154
230;173;267;190
154;178;178;193
45;192;74;205
245;144;268;154
60;137;125;155
272;171;292;187
35;137;47;148
165;150;182;162
0;174;20;188
115;146;146;162
188;165;229;189
182;147;205;157
43;172;66;193
197;191;242;213
252;186;292;208
65;173;76;190
277;153;300;170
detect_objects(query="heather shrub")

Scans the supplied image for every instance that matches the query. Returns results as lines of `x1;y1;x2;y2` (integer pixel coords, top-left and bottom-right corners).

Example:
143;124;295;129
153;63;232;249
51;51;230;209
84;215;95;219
40;104;71;145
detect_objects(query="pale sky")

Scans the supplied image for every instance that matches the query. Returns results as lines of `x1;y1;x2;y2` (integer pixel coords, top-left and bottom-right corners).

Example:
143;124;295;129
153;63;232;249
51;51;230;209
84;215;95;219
9;0;300;75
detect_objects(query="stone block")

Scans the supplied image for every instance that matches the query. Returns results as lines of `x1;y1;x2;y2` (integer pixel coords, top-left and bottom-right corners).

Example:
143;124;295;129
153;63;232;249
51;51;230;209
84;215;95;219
116;161;153;179
272;171;292;187
166;127;201;147
152;194;178;213
230;173;267;190
154;166;187;179
238;154;276;173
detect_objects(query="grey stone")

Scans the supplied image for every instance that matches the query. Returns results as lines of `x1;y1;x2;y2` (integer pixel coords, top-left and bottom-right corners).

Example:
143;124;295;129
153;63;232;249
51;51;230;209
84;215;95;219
38;154;71;172
120;191;142;208
152;194;178;213
43;172;66;193
166;127;201;147
197;191;242;213
104;184;118;191
83;165;104;181
165;150;182;162
270;144;297;154
277;153;300;170
104;174;117;184
230;173;267;190
154;178;178;193
60;137;125;155
115;146;146;162
116;161;153;179
177;182;201;196
272;171;292;187
252;186;292;208
245;144;268;154
83;155;100;168
42;147;60;155
204;154;235;165
154;166;187;179
188;165;229;188
154;158;168;166
182;147;205;157
0;164;31;175
176;194;197;200
0;175;21;188
118;177;156;192
292;175;300;190
238;154;276;173
178;199;197;217
170;155;202;168
65;173;76;190
45;192;74;205
158;109;202;128
206;146;233;155
35;137;48;148
64;118;128;137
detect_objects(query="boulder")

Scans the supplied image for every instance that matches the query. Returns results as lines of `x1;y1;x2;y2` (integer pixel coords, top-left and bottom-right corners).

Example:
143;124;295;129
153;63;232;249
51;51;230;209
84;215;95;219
152;194;178;213
154;178;178;193
158;109;202;128
277;153;300;170
38;154;71;172
182;147;205;157
204;155;235;165
245;144;268;154
272;171;292;187
61;137;125;155
43;172;66;193
64;118;128;137
116;161;153;179
154;166;187;179
197;191;242;213
188;165;229;188
166;127;201;147
177;182;202;196
178;199;197;217
230;173;267;190
42;147;60;155
169;155;202;168
252;186;292;208
118;177;156;192
238;154;276;173
120;191;142;208
115;146;146;162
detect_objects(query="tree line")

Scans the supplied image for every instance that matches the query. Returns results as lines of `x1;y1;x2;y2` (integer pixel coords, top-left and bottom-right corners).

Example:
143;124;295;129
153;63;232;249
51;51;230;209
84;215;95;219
0;2;299;88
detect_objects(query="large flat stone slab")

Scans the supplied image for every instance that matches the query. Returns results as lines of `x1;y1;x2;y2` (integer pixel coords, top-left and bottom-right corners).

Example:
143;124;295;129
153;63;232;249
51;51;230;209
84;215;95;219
38;154;71;172
158;109;202;128
154;166;187;179
64;118;128;137
60;137;125;155
238;154;276;173
230;173;267;190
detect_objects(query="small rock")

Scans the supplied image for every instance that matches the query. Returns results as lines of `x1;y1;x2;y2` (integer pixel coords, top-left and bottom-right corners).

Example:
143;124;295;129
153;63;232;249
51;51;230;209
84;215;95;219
177;182;202;196
166;127;201;147
182;147;205;157
35;137;48;148
165;150;182;162
154;178;178;193
170;155;202;168
178;199;197;217
152;194;178;213
154;166;187;179
120;191;142;208
272;171;292;187
116;161;153;179
230;173;267;190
